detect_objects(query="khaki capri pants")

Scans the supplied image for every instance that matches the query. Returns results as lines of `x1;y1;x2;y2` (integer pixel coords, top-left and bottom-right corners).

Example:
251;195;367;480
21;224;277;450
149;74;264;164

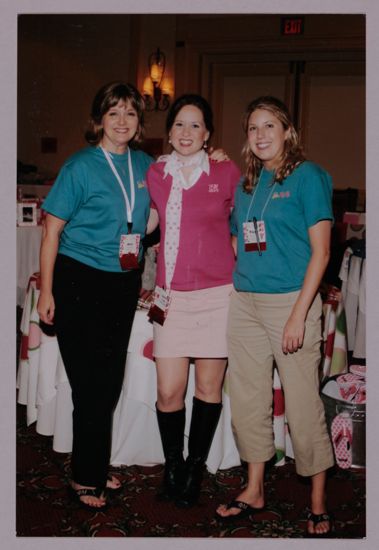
227;289;334;477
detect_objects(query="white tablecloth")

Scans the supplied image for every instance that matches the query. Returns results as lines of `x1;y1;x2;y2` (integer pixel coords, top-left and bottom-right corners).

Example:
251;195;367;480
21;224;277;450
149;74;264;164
16;225;42;307
17;275;292;473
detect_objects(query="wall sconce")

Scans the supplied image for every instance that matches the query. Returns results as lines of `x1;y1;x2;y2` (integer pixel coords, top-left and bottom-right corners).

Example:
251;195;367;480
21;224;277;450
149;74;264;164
143;47;170;112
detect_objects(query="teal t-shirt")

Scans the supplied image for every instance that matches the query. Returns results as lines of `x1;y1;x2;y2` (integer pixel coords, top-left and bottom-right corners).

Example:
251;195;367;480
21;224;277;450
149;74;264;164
43;146;154;272
231;161;333;293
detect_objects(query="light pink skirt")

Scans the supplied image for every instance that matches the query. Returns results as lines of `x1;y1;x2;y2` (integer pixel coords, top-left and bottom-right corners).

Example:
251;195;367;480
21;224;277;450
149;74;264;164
153;284;233;358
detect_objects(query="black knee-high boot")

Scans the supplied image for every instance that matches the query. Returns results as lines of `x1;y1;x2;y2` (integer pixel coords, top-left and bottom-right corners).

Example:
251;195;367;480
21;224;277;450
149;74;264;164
175;397;222;508
156;406;186;501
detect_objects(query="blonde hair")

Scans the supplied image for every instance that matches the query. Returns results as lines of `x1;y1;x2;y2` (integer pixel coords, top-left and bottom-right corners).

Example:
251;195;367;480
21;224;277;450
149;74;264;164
241;96;305;193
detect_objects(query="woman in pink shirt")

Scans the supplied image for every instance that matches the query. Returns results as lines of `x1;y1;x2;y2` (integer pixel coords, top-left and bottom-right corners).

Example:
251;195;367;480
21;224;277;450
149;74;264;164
146;94;240;508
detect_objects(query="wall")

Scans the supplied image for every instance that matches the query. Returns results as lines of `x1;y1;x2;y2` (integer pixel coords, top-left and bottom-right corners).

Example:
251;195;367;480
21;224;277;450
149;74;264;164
135;15;176;151
17;13;365;198
174;14;365;192
18;14;134;176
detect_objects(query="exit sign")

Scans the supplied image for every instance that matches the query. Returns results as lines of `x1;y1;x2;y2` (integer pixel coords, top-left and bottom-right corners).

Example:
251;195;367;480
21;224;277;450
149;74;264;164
281;16;304;36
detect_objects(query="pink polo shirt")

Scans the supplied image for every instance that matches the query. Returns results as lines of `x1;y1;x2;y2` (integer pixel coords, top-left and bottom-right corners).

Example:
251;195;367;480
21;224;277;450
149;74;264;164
146;159;241;291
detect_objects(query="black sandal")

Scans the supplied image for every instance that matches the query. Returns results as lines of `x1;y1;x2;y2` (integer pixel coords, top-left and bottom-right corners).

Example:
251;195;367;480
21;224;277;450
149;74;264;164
215;499;265;523
68;485;107;511
306;511;333;537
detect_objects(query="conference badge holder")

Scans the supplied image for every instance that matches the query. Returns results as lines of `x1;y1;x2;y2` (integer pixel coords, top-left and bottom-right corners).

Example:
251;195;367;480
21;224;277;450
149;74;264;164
243;218;266;254
119;233;141;270
148;286;171;326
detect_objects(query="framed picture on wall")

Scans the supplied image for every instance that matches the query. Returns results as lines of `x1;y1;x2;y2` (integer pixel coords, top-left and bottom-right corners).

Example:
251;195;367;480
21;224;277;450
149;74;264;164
17;201;38;226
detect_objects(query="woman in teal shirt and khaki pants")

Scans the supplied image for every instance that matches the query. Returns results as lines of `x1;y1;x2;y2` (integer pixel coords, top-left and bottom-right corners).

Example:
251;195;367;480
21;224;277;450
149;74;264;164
216;96;335;536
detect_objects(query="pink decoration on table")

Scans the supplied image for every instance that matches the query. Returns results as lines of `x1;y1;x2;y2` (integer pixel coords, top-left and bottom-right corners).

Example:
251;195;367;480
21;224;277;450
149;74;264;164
142;340;154;361
331;412;353;469
20;335;29;361
321;285;348;379
273;388;285;416
342;212;365;225
28;321;41;351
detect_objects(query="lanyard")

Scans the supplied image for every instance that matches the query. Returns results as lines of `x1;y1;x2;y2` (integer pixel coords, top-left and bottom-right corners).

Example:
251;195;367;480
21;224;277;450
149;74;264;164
245;170;277;223
101;147;135;231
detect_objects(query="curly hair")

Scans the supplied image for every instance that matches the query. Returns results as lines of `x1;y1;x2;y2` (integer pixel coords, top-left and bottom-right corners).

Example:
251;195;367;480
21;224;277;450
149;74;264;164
84;81;146;148
241;96;305;193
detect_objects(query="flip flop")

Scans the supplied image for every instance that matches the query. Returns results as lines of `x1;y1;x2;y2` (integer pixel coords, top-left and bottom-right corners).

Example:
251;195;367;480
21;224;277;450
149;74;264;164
215;499;265;522
306;511;333;537
349;364;366;377
68;485;108;511
337;373;365;402
331;412;353;469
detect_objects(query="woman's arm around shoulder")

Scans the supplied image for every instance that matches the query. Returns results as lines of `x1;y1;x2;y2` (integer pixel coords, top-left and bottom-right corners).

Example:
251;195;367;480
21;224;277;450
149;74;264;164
146;208;159;234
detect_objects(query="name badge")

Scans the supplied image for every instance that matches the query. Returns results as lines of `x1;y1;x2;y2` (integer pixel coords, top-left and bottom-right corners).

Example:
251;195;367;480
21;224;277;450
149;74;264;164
243;220;267;253
148;286;171;326
119;233;141;270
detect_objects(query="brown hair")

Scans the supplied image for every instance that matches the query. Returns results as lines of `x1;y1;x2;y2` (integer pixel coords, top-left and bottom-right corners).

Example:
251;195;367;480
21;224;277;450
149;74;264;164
241;96;305;193
85;81;146;147
166;94;214;141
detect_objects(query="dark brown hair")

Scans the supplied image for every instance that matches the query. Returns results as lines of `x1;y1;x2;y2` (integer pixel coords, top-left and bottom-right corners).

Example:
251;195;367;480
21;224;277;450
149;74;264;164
85;81;146;147
241;96;305;193
166;93;214;142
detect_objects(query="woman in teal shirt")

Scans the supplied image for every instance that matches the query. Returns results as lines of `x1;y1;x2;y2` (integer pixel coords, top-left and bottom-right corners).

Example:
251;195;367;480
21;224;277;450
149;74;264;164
37;82;154;510
216;96;335;536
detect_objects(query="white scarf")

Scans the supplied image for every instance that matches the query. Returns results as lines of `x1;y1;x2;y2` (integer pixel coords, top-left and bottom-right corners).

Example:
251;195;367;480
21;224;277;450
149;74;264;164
159;150;210;290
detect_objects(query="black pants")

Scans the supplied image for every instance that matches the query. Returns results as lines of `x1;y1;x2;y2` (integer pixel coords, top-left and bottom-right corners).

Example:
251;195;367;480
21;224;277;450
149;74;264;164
53;254;141;487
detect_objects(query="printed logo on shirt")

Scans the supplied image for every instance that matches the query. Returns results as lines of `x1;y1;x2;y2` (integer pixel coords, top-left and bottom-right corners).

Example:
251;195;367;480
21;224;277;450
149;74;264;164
137;180;146;188
208;183;219;193
272;191;290;199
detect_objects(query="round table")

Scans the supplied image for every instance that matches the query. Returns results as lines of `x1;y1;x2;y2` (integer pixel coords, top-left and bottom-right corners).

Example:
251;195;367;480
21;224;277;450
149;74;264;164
17;275;293;472
17;225;43;307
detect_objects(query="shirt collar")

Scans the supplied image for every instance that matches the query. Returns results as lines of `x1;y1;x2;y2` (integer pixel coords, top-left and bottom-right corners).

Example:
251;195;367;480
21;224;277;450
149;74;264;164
161;150;210;179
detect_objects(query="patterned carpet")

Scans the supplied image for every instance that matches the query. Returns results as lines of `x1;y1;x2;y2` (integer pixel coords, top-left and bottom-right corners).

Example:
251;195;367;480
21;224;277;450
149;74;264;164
16;404;365;538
